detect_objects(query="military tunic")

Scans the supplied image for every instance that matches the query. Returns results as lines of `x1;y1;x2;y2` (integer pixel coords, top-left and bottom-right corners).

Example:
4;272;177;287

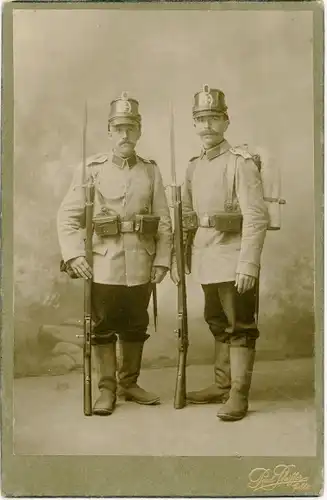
57;152;172;287
182;140;269;285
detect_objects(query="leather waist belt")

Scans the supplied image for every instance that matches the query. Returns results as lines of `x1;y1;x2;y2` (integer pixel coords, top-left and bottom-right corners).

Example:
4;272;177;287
93;213;160;237
182;212;242;231
198;212;243;233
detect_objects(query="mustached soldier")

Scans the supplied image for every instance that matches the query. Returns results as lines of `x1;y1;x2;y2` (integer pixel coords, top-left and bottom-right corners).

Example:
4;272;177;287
57;92;172;415
172;85;269;421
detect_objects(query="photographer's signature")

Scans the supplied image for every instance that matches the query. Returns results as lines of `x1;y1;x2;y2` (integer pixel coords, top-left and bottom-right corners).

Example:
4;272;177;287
248;464;311;492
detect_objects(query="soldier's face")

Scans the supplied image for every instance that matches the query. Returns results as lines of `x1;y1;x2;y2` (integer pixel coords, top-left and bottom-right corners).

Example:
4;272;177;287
194;114;229;149
109;122;141;157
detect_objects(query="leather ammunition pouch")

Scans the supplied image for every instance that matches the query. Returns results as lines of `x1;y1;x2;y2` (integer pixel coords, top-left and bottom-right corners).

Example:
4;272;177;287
93;213;120;237
198;212;243;233
135;214;160;236
93;211;160;237
182;210;242;233
213;212;242;233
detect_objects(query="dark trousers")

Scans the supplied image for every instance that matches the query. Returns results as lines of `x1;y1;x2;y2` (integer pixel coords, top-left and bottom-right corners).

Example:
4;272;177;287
91;283;152;345
202;282;259;347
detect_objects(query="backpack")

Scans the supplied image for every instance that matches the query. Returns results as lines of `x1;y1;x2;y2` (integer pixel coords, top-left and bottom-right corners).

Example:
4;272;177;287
189;144;286;231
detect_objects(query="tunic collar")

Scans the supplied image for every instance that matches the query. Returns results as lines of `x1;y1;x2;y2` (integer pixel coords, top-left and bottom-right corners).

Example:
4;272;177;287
112;152;138;169
200;139;231;161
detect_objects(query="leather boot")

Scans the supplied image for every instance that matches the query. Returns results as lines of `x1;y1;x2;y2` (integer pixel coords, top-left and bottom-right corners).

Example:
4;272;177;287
93;344;117;416
118;341;160;405
186;341;231;404
217;346;255;421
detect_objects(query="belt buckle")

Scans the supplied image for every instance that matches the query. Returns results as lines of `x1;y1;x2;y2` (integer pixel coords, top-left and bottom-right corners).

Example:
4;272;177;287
202;215;210;228
121;220;134;233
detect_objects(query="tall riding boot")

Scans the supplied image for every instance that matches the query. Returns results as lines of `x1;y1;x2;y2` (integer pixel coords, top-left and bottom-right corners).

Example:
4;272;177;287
118;341;160;405
186;341;231;404
217;346;255;421
93;344;117;416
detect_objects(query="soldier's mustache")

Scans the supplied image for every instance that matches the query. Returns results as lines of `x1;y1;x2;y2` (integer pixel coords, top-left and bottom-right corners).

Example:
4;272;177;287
200;130;216;136
119;140;133;146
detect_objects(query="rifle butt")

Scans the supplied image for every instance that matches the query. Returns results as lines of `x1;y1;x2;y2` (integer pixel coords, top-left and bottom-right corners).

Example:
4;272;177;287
254;270;260;325
83;289;93;416
173;349;187;409
83;351;92;416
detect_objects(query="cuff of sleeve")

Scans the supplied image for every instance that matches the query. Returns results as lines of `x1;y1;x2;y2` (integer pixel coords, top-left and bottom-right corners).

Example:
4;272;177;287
153;254;171;269
236;261;259;278
62;250;85;263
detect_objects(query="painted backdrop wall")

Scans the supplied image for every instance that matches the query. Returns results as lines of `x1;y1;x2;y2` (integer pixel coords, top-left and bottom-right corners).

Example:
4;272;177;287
13;8;315;376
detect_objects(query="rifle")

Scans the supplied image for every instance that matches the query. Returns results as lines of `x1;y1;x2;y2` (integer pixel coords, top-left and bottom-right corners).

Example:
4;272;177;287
170;104;189;410
152;284;158;332
254;267;261;326
77;103;94;416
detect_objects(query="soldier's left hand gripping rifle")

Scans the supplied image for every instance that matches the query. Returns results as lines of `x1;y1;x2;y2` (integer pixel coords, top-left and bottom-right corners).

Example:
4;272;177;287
169;104;189;410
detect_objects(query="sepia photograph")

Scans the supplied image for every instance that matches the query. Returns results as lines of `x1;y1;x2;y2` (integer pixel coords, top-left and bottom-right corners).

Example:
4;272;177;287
2;1;323;497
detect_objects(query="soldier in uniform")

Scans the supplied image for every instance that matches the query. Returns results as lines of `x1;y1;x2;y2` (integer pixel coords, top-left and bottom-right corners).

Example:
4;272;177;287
57;92;172;416
171;85;269;421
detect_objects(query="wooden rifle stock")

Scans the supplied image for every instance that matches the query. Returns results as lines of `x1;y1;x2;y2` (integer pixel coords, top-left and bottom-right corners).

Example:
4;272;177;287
82;103;94;416
169;104;189;409
172;186;189;409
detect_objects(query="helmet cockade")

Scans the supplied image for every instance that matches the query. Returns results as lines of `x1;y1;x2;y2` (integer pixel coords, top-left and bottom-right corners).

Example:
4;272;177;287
118;91;133;114
199;84;214;108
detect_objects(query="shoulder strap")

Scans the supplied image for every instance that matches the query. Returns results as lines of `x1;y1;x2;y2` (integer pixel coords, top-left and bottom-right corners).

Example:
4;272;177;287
87;153;108;166
138;156;156;211
225;153;239;211
227;146;263;211
188;155;199;184
86;153;108;183
146;162;155;211
229;146;252;160
85;154;108;211
226;146;253;211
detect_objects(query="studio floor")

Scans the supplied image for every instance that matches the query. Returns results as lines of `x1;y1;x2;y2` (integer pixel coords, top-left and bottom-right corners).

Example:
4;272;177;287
13;358;316;456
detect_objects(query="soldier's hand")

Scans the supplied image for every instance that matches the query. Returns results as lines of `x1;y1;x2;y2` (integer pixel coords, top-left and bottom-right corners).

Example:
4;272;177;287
170;260;180;285
235;273;256;294
151;266;168;284
69;256;93;280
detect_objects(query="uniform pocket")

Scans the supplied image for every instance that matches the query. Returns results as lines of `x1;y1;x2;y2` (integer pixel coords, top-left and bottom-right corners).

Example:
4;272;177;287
139;235;156;255
92;234;108;255
92;243;108;256
193;229;216;248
